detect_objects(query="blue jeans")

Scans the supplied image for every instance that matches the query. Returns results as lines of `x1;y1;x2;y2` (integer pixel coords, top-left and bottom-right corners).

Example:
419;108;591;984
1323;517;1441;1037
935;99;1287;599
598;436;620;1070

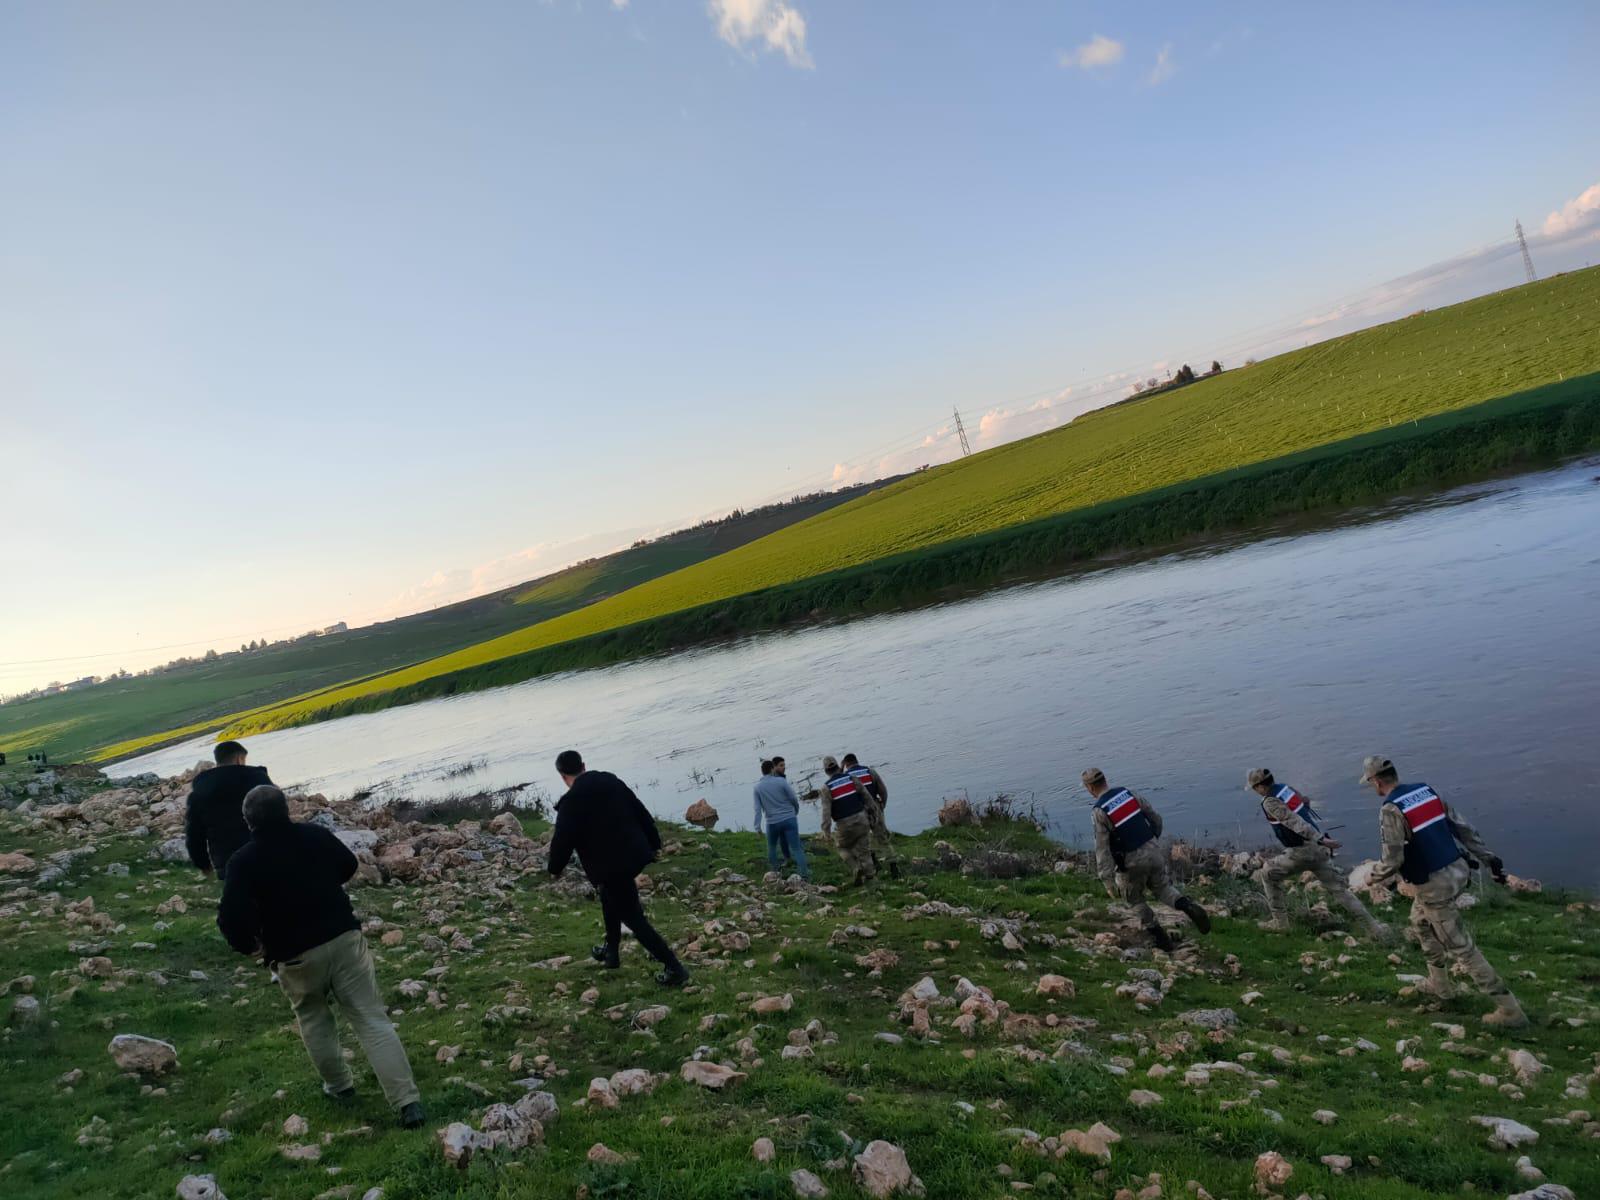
764;817;809;879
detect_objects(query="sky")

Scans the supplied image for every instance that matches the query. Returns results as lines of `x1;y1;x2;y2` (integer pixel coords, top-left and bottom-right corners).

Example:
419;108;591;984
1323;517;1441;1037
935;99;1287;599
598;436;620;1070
3;0;1598;695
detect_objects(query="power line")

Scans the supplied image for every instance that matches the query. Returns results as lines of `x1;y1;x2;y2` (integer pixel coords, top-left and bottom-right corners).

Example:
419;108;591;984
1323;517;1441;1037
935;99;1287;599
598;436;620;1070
1515;219;1538;284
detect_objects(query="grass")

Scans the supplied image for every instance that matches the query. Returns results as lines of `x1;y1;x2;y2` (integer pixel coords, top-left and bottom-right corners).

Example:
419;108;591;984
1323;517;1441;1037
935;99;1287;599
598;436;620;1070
0;487;886;764
108;266;1596;752
2;761;1597;1199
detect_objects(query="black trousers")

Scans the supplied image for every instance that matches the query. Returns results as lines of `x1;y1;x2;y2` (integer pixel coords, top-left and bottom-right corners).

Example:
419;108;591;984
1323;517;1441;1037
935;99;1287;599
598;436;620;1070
597;875;678;968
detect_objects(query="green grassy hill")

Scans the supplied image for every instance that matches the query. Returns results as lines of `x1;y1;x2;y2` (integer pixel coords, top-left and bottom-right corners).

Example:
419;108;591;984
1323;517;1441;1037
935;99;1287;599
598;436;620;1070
0;486;892;763
114;267;1600;754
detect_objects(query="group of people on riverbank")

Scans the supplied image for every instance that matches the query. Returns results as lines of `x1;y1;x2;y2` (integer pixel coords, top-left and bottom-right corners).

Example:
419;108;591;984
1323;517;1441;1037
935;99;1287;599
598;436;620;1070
180;736;1529;1133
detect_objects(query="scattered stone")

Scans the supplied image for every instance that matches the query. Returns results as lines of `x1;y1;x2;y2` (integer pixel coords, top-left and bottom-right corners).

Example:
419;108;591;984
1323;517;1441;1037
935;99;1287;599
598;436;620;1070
283;1114;309;1137
752;1136;775;1162
750;993;794;1015
10;995;41;1027
1178;1008;1237;1030
685;799;719;829
791;1168;830;1197
280;1143;321;1162
1508;1188;1575;1200
1311;1109;1337;1125
1515;1157;1544;1182
1036;974;1074;999
1128;1090;1164;1108
1252;1151;1292;1194
1473;1115;1538;1150
853;1139;922;1198
109;1034;178;1075
1320;1154;1352;1175
587;1142;631;1165
680;1060;746;1089
176;1175;227;1200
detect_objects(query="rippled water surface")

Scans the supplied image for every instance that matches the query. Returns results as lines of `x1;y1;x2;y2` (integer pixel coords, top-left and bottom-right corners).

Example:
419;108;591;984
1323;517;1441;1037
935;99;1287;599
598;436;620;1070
122;459;1600;886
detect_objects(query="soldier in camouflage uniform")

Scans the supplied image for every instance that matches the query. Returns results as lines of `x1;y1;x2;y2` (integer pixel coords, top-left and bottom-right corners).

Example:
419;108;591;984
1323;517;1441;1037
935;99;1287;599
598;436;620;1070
820;756;878;886
1360;754;1526;1029
1246;767;1391;940
1084;768;1211;952
843;753;899;880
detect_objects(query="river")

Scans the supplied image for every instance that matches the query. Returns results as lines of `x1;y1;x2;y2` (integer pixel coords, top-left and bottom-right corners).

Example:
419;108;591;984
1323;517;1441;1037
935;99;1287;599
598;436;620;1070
119;458;1600;887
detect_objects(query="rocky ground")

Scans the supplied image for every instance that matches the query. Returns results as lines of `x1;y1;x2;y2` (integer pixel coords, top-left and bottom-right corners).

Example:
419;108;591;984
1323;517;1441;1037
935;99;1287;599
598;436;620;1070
1;761;1597;1200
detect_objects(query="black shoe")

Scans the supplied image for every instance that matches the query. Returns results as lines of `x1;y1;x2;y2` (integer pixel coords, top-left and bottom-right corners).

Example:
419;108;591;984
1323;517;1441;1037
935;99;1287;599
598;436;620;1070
1177;897;1212;934
591;943;620;969
330;1086;357;1102
888;861;902;880
655;964;691;988
399;1101;426;1129
1148;925;1175;953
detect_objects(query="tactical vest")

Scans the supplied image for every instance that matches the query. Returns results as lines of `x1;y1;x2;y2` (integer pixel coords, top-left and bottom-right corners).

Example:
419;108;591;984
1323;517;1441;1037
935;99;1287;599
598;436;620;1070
1385;783;1462;885
827;772;866;821
1262;783;1323;848
848;765;881;803
1097;787;1156;862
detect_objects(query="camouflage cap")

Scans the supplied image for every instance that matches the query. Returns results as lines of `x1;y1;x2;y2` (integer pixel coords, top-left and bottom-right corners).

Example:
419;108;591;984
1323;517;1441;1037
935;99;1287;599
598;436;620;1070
1081;767;1106;788
822;756;840;773
1246;767;1274;790
1358;754;1394;784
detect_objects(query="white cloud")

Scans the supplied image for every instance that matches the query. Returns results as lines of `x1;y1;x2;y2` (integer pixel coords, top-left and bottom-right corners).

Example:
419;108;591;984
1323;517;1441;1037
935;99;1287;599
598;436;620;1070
1147;44;1175;85
1060;34;1124;70
611;0;628;8
709;0;813;68
1543;180;1600;237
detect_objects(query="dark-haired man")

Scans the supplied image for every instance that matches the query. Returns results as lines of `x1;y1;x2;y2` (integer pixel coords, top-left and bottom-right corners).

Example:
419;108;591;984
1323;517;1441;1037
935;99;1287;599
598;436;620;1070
754;755;809;880
1083;767;1211;952
218;785;425;1127
1360;754;1526;1029
1246;767;1390;940
185;740;274;878
548;750;689;987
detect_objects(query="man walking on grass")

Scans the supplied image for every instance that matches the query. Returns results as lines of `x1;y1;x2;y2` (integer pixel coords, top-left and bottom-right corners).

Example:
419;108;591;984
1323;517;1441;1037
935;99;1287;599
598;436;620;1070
548;749;690;987
843;752;899;879
820;756;878;885
218;785;425;1128
1360;754;1527;1029
754;757;809;880
1083;767;1211;952
1246;767;1391;940
185;739;273;879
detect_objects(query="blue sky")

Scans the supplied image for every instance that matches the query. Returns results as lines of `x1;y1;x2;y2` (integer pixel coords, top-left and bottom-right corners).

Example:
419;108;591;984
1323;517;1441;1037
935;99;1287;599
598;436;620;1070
3;1;1598;693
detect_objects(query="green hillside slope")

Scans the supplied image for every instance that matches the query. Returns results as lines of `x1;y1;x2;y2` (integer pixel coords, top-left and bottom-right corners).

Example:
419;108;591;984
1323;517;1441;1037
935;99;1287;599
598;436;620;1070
125;268;1600;751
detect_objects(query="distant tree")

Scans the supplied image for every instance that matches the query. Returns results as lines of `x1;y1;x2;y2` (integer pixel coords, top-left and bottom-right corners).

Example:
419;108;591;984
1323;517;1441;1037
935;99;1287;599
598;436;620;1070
1133;381;1146;393
1147;377;1158;390
203;649;219;662
1210;360;1222;374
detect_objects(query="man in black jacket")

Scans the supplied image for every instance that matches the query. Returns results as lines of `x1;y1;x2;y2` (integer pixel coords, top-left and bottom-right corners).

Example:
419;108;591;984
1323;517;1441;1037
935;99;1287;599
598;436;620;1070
185;740;273;878
219;785;425;1127
547;749;689;987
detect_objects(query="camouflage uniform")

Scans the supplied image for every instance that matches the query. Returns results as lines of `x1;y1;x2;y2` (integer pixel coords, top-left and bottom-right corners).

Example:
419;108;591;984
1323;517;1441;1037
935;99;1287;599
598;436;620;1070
1092;797;1179;928
821;769;879;885
1370;798;1511;1002
1256;791;1387;937
852;764;897;869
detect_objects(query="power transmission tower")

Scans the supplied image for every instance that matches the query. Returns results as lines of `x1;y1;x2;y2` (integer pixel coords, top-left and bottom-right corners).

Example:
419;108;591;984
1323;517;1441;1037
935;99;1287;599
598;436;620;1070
1515;219;1537;284
952;407;973;457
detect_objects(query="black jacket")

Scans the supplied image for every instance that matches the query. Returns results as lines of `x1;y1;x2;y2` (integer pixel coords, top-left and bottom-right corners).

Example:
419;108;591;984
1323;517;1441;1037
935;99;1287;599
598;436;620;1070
184;764;273;876
217;821;360;964
548;770;662;886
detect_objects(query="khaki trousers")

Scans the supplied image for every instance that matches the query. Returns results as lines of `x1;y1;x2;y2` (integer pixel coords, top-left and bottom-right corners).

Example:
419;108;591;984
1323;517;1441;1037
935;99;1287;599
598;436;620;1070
1409;860;1508;997
276;930;420;1108
1260;843;1384;933
1116;840;1181;928
834;812;875;882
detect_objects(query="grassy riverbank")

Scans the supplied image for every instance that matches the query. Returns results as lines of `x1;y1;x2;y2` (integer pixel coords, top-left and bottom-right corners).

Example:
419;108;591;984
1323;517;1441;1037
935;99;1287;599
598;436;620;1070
94;267;1600;759
2;764;1597;1199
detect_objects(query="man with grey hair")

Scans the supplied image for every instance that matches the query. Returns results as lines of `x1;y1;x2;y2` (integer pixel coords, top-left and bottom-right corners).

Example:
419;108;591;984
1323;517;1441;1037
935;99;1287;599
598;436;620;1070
219;784;426;1125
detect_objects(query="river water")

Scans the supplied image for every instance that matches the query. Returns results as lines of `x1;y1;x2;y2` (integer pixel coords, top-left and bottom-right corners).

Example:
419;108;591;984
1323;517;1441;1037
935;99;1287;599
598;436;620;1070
120;458;1600;887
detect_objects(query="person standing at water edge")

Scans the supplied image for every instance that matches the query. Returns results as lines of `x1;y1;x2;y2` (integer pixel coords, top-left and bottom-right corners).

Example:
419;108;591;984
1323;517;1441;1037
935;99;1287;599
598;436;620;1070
843;752;899;880
1359;755;1527;1028
753;757;809;880
218;785;425;1128
1083;768;1211;952
820;756;878;885
185;739;273;879
548;749;690;987
1246;767;1391;940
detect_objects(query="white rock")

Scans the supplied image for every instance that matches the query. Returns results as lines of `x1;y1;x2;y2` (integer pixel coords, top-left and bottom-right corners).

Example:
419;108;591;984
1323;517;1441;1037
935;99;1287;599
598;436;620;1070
790;1168;830;1198
752;1136;776;1162
853;1140;919;1198
1128;1089;1164;1107
1311;1109;1337;1125
1472;1115;1539;1150
176;1175;226;1200
109;1034;178;1075
680;1060;746;1089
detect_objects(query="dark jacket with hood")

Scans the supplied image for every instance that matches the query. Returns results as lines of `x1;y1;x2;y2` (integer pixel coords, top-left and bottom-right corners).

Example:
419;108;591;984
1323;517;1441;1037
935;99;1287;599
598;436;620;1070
184;763;274;876
547;770;662;886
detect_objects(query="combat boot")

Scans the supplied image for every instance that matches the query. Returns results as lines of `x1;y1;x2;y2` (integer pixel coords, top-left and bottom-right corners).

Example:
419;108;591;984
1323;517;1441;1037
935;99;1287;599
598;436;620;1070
1414;966;1456;999
1175;896;1211;934
591;944;621;969
1482;993;1529;1030
1147;924;1175;954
